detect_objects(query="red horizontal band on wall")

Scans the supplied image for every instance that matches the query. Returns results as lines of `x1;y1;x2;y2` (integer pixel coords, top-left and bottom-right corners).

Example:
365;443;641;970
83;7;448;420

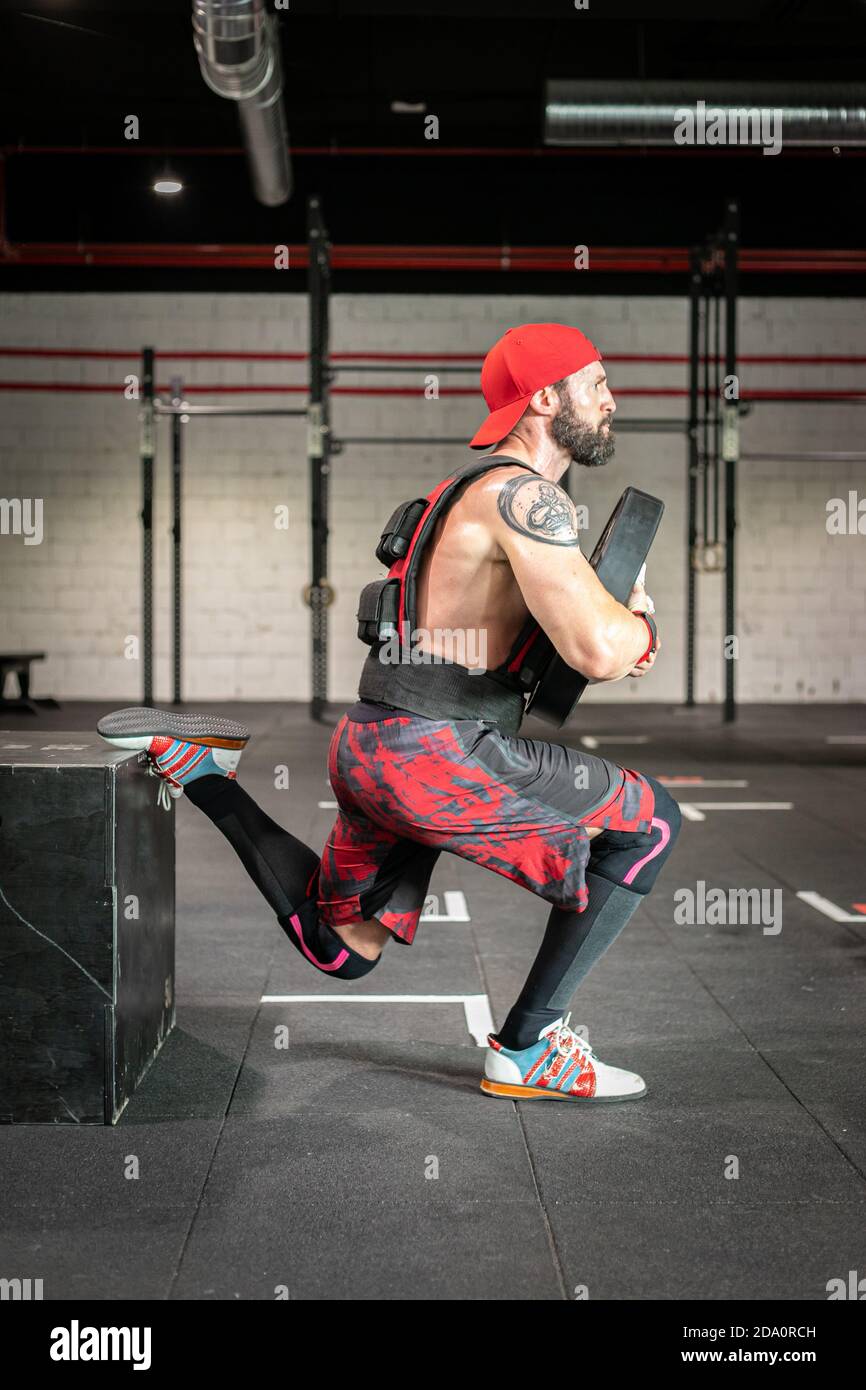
739;389;866;400
1;348;865;366
2;242;864;274
1;381;864;401
0;348;309;362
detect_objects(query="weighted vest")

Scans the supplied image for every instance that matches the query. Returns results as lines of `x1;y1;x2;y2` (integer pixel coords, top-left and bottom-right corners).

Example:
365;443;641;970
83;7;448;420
355;455;545;734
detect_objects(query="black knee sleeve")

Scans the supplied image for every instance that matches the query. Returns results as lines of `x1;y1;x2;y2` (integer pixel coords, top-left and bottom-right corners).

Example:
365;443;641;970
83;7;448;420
588;776;682;895
278;902;382;981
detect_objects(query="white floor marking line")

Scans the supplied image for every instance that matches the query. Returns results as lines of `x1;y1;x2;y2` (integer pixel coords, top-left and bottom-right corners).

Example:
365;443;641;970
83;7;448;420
826;736;866;744
676;801;792;821
796;891;866;924
463;995;496;1046
682;802;792;811
580;735;650;749
317;800;338;809
421;890;470;922
260;993;495;1047
660;778;748;788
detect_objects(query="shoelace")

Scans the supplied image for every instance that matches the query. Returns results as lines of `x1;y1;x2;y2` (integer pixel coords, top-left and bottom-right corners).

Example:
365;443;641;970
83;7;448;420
541;1012;597;1079
148;763;184;811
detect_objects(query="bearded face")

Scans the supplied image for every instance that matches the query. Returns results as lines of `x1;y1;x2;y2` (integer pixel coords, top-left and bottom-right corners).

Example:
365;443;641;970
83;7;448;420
551;381;616;468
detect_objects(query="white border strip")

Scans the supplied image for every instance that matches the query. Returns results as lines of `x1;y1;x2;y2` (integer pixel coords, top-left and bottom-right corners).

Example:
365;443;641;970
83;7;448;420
260;992;495;1046
676;801;793;822
580;735;650;749
688;802;792;810
660;779;748;788
421;891;470;922
797;891;866;924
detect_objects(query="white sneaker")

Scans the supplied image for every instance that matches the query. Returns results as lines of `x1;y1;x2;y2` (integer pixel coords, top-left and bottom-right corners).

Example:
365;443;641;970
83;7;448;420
481;1014;646;1102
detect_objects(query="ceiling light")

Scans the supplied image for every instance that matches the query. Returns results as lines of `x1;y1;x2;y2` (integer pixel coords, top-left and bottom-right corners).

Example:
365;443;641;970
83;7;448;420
153;179;183;195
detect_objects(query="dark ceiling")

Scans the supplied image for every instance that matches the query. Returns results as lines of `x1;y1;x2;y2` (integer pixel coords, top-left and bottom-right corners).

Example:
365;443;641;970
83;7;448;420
1;0;865;294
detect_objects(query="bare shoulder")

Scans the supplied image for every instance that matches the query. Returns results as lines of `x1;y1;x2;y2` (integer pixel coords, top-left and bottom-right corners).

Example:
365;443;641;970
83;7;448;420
481;468;583;548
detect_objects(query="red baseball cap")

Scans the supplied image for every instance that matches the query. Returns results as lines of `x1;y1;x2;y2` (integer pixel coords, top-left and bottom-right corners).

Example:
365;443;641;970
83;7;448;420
469;322;602;449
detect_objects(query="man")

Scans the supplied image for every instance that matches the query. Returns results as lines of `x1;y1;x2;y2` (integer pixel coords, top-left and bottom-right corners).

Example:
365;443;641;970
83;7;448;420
99;322;680;1103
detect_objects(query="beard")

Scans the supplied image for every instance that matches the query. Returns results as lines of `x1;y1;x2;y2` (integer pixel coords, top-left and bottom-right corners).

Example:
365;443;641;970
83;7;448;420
551;400;615;467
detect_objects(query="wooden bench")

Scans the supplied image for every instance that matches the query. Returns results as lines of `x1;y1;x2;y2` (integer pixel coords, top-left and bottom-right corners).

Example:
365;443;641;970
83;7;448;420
0;652;59;713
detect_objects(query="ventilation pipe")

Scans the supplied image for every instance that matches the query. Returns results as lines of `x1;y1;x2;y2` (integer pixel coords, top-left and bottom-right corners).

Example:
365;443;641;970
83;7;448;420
545;81;866;149
192;0;291;206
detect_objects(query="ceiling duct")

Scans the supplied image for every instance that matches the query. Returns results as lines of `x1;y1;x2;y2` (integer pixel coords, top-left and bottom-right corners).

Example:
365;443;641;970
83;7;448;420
192;0;291;206
544;81;866;149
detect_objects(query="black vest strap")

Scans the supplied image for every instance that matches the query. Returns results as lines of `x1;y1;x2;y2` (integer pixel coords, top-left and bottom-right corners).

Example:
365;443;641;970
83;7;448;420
357;454;538;731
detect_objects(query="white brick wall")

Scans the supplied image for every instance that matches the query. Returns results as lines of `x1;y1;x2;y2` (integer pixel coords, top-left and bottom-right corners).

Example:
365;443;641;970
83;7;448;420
1;291;863;704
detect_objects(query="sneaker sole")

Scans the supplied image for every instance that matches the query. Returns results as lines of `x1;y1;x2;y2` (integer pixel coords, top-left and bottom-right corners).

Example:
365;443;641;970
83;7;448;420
480;1078;647;1103
97;706;250;750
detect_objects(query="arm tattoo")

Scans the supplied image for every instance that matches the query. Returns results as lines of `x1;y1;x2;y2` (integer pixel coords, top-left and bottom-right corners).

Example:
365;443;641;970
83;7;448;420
496;475;581;547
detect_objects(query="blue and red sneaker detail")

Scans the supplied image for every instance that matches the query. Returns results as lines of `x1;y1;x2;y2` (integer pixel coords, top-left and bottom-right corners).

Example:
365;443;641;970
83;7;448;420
96;706;249;807
481;1014;646;1103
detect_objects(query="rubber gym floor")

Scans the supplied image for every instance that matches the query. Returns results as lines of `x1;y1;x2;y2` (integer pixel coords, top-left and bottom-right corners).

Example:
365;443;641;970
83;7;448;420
2;699;864;1301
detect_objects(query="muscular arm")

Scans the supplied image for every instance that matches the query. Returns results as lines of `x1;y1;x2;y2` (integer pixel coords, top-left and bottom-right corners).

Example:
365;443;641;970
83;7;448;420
489;471;650;681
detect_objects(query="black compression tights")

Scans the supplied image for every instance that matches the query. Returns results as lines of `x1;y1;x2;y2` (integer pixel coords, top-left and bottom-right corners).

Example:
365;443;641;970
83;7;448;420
495;778;682;1050
184;775;379;979
185;773;682;1018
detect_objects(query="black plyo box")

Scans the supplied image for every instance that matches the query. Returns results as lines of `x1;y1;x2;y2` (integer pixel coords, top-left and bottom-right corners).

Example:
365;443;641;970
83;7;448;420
0;733;175;1124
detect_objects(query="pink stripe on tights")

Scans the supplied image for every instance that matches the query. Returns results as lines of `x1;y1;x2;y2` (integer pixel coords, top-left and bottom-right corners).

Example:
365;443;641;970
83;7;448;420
622;816;671;886
289;913;349;972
